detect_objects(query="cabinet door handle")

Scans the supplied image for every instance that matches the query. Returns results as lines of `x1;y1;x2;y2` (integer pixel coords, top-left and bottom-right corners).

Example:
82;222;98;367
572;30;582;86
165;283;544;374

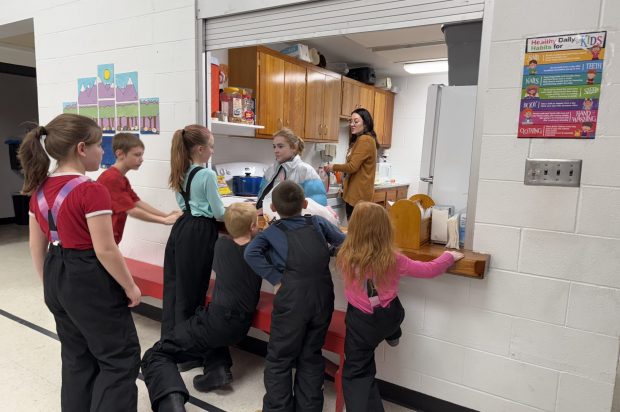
277;118;282;129
323;124;327;137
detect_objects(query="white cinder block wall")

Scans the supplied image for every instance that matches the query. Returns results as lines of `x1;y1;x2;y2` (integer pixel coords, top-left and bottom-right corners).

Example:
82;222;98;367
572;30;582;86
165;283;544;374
463;1;620;411
0;0;197;264
3;0;620;411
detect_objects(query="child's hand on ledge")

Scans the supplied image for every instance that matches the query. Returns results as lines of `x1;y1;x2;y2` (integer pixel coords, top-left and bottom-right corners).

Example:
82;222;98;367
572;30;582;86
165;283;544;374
446;251;464;262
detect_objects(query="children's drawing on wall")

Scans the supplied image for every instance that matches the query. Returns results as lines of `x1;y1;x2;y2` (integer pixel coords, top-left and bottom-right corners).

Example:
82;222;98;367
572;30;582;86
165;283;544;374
78;77;97;105
64;65;160;166
98;64;115;99
98;100;115;134
101;135;115;168
140;98;160;134
116;72;138;102
63;102;77;114
78;105;98;122
117;103;139;131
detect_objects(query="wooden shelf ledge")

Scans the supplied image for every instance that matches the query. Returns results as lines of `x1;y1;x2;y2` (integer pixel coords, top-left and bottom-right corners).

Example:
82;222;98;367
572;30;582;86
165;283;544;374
400;244;489;279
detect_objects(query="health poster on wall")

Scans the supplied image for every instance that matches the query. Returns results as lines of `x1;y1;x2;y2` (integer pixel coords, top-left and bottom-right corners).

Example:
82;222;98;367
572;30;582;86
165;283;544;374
518;31;605;139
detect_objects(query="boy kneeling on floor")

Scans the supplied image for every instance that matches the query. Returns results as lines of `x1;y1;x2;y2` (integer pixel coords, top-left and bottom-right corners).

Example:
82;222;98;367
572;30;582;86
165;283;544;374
141;202;262;412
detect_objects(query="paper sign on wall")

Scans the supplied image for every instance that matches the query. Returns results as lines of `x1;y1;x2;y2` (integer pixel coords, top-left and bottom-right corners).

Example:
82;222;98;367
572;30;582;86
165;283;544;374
518;31;606;139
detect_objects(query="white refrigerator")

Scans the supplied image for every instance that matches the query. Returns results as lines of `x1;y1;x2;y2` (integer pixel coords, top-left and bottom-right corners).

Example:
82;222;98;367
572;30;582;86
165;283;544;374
419;84;477;212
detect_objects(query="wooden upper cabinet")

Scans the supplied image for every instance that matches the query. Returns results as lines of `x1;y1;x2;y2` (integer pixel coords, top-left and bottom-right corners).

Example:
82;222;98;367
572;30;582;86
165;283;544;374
305;67;341;142
258;52;285;136
383;91;395;147
341;78;360;116
341;76;375;117
305;68;324;140
322;73;341;141
373;91;387;145
230;47;305;139
283;62;306;137
359;85;375;116
372;89;395;148
229;46;387;143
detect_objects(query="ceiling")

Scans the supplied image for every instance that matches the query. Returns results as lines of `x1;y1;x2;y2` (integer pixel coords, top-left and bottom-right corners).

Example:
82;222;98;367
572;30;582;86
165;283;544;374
0;19;35;50
0;33;35;49
272;24;449;78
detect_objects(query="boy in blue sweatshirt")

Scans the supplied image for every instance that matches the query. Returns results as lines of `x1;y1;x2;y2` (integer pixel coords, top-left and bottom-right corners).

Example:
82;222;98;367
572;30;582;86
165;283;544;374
245;180;345;412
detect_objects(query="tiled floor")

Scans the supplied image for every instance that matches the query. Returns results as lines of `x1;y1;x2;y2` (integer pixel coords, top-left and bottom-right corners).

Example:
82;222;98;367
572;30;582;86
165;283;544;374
0;224;414;411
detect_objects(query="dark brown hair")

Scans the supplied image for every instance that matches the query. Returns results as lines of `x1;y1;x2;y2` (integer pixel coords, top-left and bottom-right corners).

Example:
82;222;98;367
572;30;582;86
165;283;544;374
113;132;144;155
272;180;305;217
18;114;102;194
351;107;379;149
169;124;212;192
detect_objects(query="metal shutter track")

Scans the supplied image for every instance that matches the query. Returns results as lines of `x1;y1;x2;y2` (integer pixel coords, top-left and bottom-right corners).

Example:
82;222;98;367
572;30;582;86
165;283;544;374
204;0;483;51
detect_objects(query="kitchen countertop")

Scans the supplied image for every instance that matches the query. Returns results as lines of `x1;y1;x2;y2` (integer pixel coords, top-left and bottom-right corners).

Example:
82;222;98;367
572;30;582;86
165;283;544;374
326;182;410;198
374;182;409;189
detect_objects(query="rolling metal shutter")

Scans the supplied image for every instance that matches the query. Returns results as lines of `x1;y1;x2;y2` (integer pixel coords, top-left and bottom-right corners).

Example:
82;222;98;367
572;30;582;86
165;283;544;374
203;0;484;51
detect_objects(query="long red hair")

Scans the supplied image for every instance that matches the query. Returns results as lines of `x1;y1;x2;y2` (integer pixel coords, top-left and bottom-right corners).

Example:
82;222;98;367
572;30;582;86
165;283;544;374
336;202;397;288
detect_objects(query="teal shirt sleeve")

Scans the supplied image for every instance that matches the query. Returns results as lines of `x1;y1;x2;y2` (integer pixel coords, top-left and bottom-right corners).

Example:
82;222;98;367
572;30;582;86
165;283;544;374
204;170;225;219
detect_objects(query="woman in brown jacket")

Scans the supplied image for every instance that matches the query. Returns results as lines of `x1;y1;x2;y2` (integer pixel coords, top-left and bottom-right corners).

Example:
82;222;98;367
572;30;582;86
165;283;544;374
325;108;378;219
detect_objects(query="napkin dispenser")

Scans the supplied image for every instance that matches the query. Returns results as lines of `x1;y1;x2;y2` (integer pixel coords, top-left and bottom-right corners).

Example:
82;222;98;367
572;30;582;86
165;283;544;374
430;205;454;244
388;194;435;250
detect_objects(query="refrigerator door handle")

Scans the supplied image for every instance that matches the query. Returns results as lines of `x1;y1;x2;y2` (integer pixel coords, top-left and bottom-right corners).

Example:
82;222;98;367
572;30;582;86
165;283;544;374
420;176;434;183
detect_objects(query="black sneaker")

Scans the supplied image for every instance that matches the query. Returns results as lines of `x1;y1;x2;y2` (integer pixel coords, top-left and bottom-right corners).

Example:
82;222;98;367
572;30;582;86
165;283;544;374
157;392;186;412
177;359;203;372
192;365;233;392
386;338;400;347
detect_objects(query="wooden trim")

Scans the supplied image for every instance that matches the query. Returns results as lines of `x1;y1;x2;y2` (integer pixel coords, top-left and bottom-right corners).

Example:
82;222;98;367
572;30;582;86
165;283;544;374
402;244;489;278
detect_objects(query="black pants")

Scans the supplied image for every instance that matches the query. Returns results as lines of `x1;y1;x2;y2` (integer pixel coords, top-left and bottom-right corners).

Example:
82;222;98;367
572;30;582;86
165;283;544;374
44;246;140;412
161;213;218;337
263;282;334;412
342;299;405;412
142;303;252;410
345;202;354;220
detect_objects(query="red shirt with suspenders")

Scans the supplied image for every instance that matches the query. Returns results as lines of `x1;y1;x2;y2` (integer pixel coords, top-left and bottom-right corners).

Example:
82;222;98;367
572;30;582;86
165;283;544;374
29;173;113;250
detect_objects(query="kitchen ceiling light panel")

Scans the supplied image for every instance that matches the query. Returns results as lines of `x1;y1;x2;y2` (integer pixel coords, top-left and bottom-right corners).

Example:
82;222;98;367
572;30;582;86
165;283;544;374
403;59;449;74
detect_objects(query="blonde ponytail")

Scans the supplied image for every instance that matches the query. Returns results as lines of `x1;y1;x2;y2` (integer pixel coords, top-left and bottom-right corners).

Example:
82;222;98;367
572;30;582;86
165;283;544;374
168;125;212;192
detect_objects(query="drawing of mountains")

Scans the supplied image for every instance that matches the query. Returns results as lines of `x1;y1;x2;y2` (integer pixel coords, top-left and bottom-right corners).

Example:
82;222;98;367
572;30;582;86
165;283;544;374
117;77;138;102
78;84;97;105
98;82;115;99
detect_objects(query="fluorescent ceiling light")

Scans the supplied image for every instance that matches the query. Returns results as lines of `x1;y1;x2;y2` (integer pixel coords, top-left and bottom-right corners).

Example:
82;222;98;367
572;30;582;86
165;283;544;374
403;59;448;74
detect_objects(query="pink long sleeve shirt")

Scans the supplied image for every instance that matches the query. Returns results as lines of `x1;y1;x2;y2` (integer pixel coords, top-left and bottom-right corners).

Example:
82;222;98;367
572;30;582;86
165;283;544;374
344;252;455;314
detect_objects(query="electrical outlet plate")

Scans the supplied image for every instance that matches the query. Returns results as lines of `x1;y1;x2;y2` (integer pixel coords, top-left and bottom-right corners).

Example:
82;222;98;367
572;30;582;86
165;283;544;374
524;158;582;187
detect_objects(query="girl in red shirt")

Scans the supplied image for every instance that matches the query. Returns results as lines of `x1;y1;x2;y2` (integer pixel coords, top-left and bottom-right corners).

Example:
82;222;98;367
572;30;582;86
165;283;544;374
336;202;463;412
19;113;141;412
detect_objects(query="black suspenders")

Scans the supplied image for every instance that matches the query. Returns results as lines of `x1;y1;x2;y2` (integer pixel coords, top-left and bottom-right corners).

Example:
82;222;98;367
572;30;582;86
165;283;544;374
180;166;203;214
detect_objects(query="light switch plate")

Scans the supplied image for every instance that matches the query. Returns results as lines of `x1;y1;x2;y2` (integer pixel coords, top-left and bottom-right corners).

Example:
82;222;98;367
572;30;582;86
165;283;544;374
524;158;582;187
